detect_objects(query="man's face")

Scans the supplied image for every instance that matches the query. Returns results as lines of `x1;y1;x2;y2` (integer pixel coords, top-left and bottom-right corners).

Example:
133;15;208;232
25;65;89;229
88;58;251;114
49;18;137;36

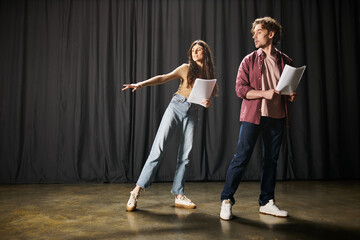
252;24;273;49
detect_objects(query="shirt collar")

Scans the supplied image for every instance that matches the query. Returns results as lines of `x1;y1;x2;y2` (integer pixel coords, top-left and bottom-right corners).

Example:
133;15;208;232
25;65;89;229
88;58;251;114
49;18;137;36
256;48;264;57
256;48;280;59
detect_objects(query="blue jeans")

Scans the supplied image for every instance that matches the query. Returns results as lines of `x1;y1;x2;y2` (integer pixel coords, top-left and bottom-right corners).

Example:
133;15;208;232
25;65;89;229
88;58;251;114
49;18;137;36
137;94;198;195
221;117;285;206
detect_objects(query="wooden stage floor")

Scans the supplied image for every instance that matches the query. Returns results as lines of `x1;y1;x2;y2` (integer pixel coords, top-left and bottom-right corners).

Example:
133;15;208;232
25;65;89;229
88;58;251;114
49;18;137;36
0;181;359;239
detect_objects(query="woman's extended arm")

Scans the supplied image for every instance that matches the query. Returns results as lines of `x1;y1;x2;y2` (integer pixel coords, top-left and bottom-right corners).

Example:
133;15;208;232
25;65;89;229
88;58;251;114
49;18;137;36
122;64;187;92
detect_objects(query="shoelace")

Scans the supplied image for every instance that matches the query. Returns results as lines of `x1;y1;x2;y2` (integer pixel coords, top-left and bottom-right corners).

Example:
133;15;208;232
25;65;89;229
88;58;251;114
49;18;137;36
129;192;139;204
180;195;193;203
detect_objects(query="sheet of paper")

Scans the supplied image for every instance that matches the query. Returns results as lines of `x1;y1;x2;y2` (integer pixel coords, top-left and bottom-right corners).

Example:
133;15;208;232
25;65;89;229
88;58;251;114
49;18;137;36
187;78;217;107
276;64;306;95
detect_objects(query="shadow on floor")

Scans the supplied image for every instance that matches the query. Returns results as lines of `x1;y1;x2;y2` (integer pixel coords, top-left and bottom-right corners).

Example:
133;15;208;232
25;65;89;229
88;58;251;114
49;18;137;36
120;207;360;240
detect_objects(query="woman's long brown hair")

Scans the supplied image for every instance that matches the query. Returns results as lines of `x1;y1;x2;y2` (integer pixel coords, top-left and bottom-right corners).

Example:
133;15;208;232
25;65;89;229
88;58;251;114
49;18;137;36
187;40;218;97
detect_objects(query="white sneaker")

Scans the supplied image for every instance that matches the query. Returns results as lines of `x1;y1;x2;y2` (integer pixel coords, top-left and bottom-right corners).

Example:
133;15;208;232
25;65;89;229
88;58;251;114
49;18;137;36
220;199;233;220
126;191;140;212
174;195;196;209
259;199;288;217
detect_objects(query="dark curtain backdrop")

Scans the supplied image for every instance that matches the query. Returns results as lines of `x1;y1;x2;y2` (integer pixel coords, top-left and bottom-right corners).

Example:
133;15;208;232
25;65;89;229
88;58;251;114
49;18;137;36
0;0;359;183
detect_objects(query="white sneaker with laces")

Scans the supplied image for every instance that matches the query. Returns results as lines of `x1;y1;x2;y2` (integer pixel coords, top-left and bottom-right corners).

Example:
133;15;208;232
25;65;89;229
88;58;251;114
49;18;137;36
126;191;140;212
220;199;233;220
174;195;196;209
259;199;288;217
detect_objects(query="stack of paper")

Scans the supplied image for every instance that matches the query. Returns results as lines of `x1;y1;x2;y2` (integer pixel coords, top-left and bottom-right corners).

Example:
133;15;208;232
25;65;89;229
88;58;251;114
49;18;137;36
276;65;306;95
187;78;217;106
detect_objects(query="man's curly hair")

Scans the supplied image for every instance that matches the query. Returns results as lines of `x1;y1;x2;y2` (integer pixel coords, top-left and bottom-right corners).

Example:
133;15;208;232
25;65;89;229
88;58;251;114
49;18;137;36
251;17;282;46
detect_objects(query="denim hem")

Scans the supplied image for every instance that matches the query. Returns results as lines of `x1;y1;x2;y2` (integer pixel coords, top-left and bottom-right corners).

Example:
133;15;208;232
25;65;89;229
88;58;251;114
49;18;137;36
171;190;184;195
136;182;151;190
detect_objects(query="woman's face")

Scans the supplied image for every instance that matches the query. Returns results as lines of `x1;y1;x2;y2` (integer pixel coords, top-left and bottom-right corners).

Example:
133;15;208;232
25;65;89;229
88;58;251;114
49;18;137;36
191;44;204;63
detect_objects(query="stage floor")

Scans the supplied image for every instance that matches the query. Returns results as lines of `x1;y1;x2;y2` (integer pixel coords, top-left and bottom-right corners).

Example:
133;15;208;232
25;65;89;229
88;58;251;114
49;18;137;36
0;181;359;239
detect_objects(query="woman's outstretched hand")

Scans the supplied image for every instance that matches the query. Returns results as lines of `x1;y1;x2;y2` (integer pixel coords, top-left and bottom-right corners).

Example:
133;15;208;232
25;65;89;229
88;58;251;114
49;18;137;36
122;83;142;92
201;98;212;108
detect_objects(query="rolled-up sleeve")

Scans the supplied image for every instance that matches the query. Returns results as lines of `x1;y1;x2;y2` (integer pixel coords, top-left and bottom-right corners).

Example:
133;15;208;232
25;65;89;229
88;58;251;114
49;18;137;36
236;58;254;99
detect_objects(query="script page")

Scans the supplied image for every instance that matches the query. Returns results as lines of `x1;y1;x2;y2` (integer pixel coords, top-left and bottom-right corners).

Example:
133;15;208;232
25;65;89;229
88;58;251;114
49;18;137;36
187;78;217;106
276;65;306;95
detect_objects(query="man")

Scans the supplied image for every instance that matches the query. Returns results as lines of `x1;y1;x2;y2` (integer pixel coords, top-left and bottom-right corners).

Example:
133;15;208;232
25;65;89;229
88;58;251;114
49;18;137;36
220;17;297;220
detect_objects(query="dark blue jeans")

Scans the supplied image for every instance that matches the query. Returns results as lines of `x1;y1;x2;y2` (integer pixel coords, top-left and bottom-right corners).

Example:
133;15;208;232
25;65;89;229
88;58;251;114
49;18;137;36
221;117;285;206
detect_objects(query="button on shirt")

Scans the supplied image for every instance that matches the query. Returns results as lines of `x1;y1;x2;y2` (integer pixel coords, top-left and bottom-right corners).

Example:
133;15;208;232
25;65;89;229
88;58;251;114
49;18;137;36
235;49;292;125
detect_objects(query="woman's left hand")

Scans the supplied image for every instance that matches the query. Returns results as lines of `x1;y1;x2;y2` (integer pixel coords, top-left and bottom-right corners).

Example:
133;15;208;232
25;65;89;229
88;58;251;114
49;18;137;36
201;98;212;108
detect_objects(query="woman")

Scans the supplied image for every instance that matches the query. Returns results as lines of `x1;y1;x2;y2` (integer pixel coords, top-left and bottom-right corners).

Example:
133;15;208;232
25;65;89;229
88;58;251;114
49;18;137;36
122;40;218;211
